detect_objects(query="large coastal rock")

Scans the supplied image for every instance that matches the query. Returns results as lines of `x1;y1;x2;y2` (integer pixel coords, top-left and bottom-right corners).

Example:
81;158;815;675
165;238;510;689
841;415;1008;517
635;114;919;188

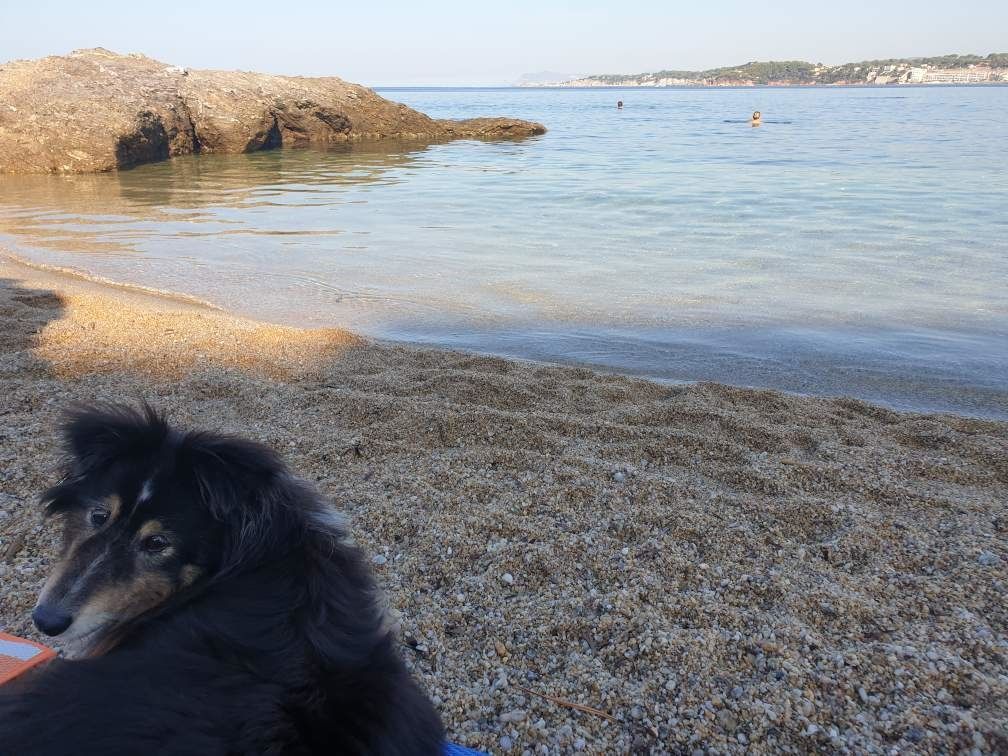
0;48;545;174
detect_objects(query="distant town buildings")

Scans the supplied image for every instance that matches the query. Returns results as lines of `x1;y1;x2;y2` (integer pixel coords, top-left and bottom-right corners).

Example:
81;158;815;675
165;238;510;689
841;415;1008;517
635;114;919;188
912;66;997;83
520;57;1008;88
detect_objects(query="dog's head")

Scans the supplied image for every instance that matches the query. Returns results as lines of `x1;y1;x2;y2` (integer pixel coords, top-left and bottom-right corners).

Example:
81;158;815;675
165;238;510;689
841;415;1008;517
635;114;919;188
34;404;285;657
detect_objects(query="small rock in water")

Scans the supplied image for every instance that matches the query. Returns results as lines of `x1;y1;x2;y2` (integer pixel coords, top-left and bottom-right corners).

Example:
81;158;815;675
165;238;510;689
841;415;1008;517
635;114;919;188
371;554;387;566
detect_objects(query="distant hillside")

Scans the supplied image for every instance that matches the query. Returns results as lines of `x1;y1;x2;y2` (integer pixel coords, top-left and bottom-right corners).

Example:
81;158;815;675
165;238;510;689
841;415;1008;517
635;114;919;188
522;53;1008;87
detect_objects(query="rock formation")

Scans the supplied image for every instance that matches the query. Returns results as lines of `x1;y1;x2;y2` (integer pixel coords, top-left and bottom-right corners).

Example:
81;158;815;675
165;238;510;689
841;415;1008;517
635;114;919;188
0;49;545;174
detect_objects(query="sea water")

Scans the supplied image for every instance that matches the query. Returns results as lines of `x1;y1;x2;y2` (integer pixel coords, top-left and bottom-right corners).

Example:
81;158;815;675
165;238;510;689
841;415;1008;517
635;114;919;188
1;86;1005;417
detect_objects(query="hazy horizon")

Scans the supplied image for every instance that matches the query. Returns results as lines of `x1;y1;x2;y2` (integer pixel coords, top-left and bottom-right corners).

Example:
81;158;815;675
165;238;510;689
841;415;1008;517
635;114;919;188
3;0;1007;86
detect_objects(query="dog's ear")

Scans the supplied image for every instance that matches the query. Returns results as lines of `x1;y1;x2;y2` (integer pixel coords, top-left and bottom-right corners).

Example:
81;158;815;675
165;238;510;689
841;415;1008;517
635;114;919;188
40;479;79;518
43;403;169;516
63;402;169;473
179;432;288;570
179;432;284;516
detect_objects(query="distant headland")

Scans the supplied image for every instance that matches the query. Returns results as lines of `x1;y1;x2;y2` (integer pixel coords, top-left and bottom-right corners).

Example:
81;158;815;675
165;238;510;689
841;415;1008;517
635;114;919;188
519;53;1008;87
0;49;545;175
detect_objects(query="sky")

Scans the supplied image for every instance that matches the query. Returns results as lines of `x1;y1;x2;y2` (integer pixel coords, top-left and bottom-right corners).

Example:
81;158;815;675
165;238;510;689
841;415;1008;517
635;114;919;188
2;0;1006;86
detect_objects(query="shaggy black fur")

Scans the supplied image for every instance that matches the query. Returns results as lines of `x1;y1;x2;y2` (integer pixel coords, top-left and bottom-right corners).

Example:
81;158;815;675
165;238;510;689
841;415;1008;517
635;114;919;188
0;404;444;755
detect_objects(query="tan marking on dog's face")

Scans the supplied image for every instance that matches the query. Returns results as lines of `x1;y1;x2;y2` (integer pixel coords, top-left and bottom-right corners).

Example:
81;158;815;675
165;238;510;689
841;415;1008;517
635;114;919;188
137;519;166;541
102;493;123;520
86;574;175;618
61;574;176;657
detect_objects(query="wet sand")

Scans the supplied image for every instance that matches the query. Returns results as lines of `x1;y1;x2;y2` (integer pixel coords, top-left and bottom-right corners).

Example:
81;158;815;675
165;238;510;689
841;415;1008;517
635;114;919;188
0;255;1005;753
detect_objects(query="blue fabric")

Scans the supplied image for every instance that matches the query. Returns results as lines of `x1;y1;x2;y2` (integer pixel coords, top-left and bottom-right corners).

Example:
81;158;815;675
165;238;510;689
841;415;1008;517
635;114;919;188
443;743;487;756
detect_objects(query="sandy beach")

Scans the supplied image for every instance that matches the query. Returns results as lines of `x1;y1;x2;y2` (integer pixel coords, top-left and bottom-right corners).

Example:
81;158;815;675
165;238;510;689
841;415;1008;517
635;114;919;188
0;254;1005;753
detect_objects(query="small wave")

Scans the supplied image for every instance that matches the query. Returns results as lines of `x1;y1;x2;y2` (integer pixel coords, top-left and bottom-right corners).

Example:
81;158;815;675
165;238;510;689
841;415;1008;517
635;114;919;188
0;250;224;312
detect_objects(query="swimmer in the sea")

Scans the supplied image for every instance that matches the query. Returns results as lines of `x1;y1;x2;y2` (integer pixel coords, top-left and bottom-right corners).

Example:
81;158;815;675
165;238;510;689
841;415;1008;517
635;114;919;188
617;100;623;109
750;110;762;127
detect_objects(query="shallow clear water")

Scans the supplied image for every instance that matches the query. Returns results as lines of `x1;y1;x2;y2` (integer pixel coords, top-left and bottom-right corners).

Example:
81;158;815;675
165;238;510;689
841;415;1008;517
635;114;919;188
1;86;1006;417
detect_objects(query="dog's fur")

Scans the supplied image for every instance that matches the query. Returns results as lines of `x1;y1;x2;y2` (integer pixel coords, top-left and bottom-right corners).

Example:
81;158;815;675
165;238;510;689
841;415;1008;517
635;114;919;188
0;404;443;755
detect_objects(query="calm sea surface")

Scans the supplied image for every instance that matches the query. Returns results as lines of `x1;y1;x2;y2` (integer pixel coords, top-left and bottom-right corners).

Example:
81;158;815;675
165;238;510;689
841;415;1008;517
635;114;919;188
1;87;1006;417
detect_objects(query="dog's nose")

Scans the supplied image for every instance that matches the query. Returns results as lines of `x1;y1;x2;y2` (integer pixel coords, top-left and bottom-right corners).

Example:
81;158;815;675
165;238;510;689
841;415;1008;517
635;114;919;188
32;603;73;636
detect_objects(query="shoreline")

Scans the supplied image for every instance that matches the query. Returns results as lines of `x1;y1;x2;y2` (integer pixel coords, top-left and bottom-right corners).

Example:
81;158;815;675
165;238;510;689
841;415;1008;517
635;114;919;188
5;248;1005;423
0;251;225;313
0;255;1006;752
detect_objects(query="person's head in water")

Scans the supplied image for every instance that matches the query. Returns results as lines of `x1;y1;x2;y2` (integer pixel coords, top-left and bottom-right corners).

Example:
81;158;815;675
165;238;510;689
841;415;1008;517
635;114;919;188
751;110;762;126
617;100;623;109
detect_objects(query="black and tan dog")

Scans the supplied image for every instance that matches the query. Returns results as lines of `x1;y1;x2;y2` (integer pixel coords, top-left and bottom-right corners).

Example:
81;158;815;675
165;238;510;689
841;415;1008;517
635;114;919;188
0;404;443;754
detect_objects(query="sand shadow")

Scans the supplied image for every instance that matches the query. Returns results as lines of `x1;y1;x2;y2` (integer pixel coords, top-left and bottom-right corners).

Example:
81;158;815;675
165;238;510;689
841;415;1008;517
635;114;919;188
0;276;66;361
0;275;66;575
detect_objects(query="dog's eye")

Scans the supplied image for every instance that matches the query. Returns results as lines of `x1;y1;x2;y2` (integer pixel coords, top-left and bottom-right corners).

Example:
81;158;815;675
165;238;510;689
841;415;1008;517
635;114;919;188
141;534;170;553
89;508;109;527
